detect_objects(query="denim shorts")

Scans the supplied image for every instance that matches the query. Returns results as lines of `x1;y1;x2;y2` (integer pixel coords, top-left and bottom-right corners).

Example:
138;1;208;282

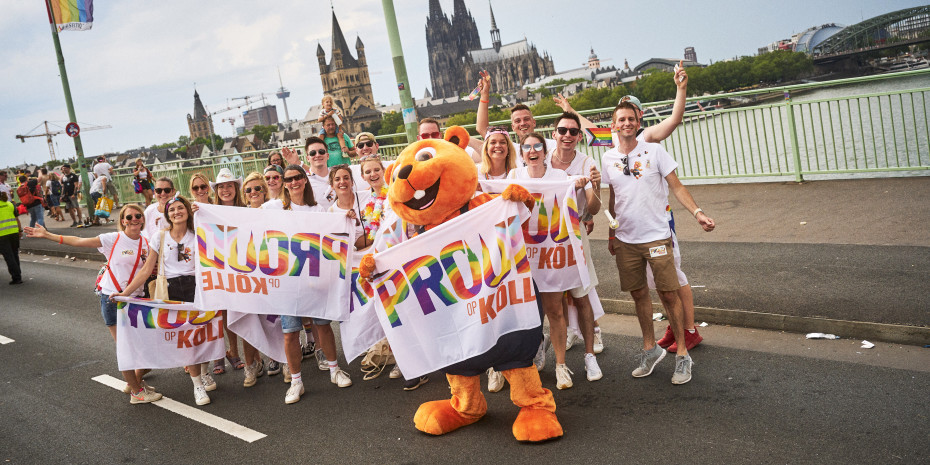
281;315;330;333
100;293;118;326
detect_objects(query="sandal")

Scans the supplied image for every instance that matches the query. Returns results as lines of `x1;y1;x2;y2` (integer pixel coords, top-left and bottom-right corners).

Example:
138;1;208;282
226;352;245;370
213;359;225;375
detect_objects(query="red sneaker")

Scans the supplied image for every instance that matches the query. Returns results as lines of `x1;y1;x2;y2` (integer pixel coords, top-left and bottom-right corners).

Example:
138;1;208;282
656;325;675;349
668;328;703;352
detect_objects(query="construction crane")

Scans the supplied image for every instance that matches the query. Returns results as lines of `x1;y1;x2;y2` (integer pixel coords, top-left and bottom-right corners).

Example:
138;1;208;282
15;120;111;161
231;93;271;108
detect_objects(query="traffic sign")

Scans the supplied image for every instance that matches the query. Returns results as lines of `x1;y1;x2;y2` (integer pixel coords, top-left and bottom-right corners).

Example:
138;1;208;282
66;122;80;137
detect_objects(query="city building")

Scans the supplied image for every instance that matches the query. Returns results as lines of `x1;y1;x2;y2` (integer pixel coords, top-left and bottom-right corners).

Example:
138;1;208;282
187;90;215;142
243;105;279;131
426;0;555;99
314;8;379;134
759;23;845;55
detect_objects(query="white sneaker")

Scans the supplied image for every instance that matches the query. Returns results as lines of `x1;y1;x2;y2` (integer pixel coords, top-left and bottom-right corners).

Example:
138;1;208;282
315;350;328;371
389;365;402;379
285;382;304;404
243;359;263;387
129;387;163;404
193;385;211;406
593;331;604;354
487;367;506;393
584;353;603;382
565;331;580;351
201;373;217;392
330;369;353;388
282;363;291;383
122;381;156;394
533;334;549;371
555;363;574;390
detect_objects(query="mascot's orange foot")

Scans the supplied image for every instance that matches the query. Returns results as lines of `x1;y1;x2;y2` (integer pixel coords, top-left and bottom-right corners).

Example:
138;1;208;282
414;400;484;435
512;407;563;442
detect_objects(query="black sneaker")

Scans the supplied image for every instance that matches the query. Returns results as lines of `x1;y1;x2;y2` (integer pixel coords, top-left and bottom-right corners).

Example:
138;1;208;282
9;279;24;285
267;359;281;376
70;221;79;227
403;375;429;391
302;341;316;360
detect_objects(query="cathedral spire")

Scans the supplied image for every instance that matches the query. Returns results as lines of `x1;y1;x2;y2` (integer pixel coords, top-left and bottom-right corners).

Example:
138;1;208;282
329;8;358;70
429;0;443;19
489;0;501;53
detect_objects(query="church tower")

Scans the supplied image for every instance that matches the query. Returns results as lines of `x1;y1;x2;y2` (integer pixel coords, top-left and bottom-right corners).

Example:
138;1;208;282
452;0;481;55
187;90;214;142
317;8;376;133
489;1;501;53
426;0;462;99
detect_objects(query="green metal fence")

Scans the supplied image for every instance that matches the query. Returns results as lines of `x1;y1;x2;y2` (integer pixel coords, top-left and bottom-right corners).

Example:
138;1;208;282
111;69;930;202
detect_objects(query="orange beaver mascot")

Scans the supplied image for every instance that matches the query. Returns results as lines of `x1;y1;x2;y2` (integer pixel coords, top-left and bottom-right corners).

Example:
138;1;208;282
360;126;563;442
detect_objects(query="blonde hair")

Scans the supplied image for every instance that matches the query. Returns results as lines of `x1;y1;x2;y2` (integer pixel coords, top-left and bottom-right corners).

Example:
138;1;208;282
188;172;214;204
480;133;517;176
241;172;269;206
117;204;145;232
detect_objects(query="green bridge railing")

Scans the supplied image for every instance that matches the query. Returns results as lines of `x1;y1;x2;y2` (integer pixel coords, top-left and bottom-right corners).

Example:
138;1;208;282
111;69;930;201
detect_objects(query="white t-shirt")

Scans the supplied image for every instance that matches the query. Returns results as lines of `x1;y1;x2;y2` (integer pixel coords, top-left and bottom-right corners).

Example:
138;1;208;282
549;149;598;220
143;203;167;243
601;140;678;244
150;230;196;279
96;231;149;296
507;165;569;181
89;176;106;195
328;196;366;239
93;162;112;180
307;169;335;210
261;198;325;213
1;182;13;198
475;163;508;181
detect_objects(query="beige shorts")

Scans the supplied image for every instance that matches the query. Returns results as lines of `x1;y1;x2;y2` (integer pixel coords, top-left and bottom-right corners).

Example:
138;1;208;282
615;237;681;293
569;228;599;298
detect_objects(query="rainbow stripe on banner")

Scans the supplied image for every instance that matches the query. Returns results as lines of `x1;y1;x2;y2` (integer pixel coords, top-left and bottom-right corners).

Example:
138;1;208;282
585;127;613;147
50;0;94;32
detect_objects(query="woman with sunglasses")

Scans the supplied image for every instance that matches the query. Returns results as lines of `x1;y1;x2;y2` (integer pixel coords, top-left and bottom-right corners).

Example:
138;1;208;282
209;168;259;380
263;165;284;200
144;178;175;243
508;132;601;390
478;126;518;181
112;196;214;406
25;205;161;404
188;173;214;205
262;164;352;403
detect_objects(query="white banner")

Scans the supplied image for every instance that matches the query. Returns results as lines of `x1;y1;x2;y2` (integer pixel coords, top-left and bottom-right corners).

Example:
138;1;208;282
194;203;354;321
115;297;225;371
479;179;590;292
226;311;287;364
339;251;386;363
370;197;540;378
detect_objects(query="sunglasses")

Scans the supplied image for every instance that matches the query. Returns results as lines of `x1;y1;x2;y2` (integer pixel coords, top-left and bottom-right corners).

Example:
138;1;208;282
191;184;208;192
123;213;143;220
555;127;581;136
417;131;441;140
244;186;264;194
621;156;631;176
521;143;544;152
306;149;327;157
154;188;173;194
283;175;305;184
357;140;375;149
264;175;281;181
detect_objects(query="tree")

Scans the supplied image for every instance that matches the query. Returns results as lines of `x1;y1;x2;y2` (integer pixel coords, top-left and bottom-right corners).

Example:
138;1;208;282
193;134;224;149
245;125;277;144
177;135;190;147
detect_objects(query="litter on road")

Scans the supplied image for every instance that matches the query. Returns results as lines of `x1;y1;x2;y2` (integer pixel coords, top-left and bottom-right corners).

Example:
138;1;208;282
806;333;840;339
861;340;875;349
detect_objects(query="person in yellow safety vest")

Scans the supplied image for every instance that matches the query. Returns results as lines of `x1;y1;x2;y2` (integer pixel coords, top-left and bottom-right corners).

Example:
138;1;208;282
0;190;24;285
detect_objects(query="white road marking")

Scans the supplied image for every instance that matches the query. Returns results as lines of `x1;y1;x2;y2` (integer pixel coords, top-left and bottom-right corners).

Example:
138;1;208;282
91;374;266;443
0;334;14;344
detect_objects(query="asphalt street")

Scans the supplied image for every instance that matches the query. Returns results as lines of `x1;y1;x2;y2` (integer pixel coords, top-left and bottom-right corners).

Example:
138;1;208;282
1;259;928;464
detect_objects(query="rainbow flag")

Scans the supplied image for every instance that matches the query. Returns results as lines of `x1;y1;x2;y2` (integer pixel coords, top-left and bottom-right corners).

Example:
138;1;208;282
585;127;613;147
50;0;94;32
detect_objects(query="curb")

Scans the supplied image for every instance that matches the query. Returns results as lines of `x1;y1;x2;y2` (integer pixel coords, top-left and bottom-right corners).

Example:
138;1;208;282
600;298;929;347
21;246;101;262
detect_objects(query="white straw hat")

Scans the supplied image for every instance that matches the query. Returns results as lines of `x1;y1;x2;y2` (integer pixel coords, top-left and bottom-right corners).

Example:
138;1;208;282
210;168;242;189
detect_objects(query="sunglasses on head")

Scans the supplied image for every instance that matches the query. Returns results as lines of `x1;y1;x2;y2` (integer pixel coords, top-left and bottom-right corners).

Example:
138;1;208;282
521;143;544;153
555;127;581;136
283;175;305;184
306;149;327;157
191;184;208;192
244;186;264;194
357;140;375;149
154;187;173;194
621;156;631;176
123;213;143;220
417;131;441;140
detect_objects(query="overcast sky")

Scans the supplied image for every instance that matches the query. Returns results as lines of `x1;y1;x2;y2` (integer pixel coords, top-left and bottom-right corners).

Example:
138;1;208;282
1;0;924;168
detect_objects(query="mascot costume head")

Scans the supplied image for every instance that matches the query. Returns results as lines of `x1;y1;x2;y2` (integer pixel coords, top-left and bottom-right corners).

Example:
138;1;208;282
365;126;563;442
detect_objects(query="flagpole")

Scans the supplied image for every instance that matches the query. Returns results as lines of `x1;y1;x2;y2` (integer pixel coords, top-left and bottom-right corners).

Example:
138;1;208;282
44;0;95;220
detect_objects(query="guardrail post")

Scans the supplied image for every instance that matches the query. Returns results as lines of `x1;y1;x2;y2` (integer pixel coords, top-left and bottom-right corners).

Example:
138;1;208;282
785;98;804;183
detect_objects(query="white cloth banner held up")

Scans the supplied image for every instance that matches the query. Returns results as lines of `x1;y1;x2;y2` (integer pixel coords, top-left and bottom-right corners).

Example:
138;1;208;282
339;251;386;364
114;297;225;371
194;203;354;321
370;197;540;379
480;179;590;292
226;311;288;364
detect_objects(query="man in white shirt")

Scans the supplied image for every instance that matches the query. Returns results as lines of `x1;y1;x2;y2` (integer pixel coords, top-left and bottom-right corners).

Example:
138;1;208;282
92;156;119;207
0;170;11;200
303;137;335;210
602;101;715;385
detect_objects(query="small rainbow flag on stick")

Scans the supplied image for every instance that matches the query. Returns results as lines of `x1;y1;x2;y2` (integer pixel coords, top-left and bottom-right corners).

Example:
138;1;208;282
585;127;613;147
50;0;94;32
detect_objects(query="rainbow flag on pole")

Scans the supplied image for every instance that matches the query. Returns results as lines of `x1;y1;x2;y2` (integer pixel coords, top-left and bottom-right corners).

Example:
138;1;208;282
585;127;614;147
50;0;94;32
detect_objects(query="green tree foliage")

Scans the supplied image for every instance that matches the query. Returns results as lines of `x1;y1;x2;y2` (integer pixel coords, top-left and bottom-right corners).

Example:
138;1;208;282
177;135;190;147
377;111;404;136
243;124;277;144
193;134;224;149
